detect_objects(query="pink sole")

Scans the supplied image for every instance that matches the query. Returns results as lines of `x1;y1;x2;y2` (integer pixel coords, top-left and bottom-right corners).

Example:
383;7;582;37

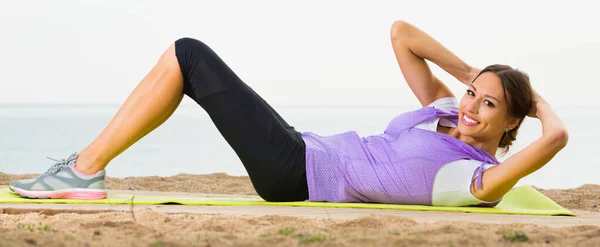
13;188;107;200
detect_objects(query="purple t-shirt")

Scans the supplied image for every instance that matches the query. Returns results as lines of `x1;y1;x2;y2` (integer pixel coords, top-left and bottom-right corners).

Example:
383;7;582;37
301;106;500;206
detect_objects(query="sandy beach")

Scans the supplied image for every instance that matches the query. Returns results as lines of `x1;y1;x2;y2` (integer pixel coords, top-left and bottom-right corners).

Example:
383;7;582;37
1;172;599;246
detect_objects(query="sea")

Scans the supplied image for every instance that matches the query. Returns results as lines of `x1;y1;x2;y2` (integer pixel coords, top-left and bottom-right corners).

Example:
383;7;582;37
0;104;597;190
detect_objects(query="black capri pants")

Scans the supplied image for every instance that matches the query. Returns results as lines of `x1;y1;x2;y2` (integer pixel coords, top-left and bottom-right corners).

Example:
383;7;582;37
174;38;309;202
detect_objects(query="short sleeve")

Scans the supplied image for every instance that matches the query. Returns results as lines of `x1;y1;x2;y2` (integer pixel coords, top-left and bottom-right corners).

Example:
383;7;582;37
431;160;497;206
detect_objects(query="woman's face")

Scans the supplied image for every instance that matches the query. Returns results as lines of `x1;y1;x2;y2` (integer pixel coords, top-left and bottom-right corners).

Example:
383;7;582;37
458;72;516;141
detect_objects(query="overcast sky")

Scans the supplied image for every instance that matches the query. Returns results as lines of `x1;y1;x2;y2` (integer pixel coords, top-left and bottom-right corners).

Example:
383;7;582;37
0;0;598;106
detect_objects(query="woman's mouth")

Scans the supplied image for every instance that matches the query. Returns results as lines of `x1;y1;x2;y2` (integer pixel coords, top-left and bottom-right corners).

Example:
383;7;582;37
461;114;480;127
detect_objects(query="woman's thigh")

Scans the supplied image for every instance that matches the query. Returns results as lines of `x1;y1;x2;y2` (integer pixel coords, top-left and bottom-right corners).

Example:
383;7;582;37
174;38;308;202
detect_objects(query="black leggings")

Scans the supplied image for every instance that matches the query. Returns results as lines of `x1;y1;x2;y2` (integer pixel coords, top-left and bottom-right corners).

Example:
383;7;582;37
174;38;309;202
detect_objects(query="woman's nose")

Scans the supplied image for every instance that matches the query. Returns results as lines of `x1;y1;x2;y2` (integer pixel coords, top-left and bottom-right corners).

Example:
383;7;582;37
465;100;479;114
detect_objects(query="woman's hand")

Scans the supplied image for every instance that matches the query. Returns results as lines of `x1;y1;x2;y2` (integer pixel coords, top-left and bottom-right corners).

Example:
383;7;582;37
527;89;546;118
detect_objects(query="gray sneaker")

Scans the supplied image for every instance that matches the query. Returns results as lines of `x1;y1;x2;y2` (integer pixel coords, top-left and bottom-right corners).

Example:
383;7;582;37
9;153;107;199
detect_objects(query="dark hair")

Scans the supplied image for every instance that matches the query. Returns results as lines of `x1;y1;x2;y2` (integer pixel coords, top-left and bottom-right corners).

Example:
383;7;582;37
472;64;533;154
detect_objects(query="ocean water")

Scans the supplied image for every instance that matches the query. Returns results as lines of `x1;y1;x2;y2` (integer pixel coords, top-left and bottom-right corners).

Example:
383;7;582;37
0;104;597;190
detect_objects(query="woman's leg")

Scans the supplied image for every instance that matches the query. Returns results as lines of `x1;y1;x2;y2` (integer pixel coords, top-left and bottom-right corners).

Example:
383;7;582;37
175;38;308;202
9;43;188;199
75;44;185;174
12;38;308;202
77;37;308;201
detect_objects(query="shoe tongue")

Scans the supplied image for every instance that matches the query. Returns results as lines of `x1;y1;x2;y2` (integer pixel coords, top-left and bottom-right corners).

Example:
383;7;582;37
66;153;79;167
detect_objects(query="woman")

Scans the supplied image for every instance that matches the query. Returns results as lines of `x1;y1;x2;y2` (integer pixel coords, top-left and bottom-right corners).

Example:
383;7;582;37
9;21;568;206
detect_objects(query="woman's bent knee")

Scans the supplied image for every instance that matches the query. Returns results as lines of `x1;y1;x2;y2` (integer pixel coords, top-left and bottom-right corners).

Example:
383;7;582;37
174;37;210;55
158;43;178;67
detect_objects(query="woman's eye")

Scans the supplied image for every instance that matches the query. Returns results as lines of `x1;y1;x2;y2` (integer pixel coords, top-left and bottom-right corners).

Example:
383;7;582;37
484;100;495;107
466;89;475;96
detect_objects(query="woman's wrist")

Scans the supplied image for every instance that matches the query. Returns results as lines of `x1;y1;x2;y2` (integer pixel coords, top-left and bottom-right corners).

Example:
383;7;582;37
463;66;481;85
529;101;549;119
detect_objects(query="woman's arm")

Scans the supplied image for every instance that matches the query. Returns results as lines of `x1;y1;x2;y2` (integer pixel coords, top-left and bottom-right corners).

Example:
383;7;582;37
471;92;569;201
390;20;478;106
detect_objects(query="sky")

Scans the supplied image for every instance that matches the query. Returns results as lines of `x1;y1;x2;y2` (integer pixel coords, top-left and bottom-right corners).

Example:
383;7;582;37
0;0;598;106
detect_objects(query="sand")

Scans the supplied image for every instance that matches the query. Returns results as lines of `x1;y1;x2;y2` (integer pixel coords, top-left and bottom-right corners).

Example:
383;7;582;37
1;172;599;246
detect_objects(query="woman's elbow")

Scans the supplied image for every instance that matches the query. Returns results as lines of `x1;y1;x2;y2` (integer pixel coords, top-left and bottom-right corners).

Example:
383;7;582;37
557;129;569;148
548;129;569;150
390;20;412;40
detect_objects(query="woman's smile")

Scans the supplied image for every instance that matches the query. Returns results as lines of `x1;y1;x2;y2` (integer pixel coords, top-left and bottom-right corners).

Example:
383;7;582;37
461;113;480;126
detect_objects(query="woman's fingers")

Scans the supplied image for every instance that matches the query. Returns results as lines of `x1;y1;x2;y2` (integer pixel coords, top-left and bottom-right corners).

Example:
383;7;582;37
527;89;543;118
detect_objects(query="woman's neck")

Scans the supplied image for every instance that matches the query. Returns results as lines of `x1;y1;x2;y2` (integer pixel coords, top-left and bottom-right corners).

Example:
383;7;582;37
448;128;500;157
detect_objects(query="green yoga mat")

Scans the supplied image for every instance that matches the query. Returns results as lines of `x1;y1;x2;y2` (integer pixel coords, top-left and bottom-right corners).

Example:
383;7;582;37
0;186;575;216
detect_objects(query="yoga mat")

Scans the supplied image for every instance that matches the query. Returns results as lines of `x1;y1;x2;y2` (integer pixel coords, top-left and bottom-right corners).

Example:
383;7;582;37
0;186;575;216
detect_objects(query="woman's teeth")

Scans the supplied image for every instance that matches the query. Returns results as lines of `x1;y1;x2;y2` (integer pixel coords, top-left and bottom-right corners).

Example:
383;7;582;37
462;115;480;125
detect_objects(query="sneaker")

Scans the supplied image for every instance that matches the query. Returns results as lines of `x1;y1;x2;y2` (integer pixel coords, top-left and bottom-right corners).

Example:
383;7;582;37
9;153;107;199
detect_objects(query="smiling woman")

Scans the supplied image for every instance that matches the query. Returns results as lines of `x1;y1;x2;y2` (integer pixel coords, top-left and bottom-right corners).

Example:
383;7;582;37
388;20;568;203
462;65;534;155
8;21;568;207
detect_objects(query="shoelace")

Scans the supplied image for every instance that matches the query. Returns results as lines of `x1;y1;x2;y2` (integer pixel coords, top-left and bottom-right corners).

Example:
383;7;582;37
41;155;77;177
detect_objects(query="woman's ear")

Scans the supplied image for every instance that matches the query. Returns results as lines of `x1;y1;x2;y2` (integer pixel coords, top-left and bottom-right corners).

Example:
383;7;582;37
506;116;521;131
